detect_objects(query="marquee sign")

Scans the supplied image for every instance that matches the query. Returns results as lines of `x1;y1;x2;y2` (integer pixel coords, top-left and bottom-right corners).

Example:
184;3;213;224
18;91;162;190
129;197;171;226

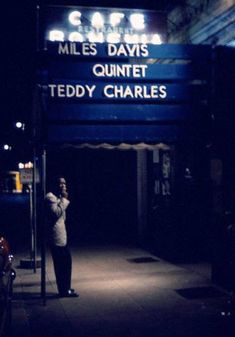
39;5;166;46
45;41;210;59
37;5;212;144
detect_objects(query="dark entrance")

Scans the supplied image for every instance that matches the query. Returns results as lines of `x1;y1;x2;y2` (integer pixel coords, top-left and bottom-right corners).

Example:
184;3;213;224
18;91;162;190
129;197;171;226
146;143;211;262
46;148;138;245
46;142;212;263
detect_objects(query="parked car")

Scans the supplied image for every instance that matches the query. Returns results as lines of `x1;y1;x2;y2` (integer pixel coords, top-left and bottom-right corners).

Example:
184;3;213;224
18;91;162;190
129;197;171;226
0;236;16;337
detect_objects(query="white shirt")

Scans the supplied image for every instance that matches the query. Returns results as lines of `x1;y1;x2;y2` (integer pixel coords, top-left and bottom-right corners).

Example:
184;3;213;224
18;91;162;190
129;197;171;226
45;192;70;247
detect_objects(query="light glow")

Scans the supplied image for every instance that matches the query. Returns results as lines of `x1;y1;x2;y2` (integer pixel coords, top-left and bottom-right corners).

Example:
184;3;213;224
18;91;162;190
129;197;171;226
68;32;84;42
110;12;124;26
18;163;24;169
16;122;23;129
152;34;162;44
49;30;64;42
3;144;11;151
68;11;82;26
130;13;145;30
25;162;33;169
107;33;121;43
91;12;104;28
46;8;164;45
88;32;104;43
124;34;139;44
140;34;148;44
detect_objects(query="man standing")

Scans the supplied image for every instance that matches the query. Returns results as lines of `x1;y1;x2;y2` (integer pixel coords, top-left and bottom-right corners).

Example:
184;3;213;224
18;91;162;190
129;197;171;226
45;176;78;297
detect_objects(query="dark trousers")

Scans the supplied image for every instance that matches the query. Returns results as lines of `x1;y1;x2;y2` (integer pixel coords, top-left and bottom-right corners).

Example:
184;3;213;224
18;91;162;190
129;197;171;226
50;245;72;294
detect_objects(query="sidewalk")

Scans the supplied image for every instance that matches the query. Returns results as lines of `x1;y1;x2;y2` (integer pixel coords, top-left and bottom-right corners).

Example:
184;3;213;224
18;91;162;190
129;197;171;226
11;244;235;337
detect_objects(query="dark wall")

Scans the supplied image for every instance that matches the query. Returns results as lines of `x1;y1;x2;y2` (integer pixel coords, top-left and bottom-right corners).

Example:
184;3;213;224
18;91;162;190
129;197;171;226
4;2;37;129
147;144;212;262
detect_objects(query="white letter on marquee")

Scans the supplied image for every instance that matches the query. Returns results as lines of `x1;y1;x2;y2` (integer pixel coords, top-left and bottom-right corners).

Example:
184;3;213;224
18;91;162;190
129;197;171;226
48;84;57;97
57;85;66;97
58;43;69;55
69;11;82;26
86;85;96;97
159;85;167;98
104;85;114;98
92;64;105;77
107;44;117;56
66;85;76;97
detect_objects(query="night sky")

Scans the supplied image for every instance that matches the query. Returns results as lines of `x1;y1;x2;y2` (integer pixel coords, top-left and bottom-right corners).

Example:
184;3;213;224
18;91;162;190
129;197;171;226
3;2;36;132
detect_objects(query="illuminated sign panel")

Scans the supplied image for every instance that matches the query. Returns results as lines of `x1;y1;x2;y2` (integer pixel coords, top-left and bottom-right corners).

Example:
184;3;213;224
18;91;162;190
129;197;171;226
40;5;166;46
38;6;211;144
42;42;209;104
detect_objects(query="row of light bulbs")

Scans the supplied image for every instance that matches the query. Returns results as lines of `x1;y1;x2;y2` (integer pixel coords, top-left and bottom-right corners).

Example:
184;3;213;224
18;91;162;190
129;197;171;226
48;30;162;44
68;11;146;30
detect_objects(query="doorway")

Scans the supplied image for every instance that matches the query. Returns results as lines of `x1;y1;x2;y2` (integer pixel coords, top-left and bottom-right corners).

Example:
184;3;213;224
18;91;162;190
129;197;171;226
147;144;211;262
46;147;138;246
45;142;211;260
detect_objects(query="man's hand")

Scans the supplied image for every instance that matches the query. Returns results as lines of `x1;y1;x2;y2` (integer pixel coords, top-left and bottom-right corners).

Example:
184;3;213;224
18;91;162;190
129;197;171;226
61;189;69;199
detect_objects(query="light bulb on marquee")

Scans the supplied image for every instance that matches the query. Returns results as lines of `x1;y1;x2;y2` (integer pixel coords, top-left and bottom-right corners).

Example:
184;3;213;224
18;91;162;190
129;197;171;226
68;32;84;42
107;33;121;43
130;13;145;30
110;13;124;26
49;30;64;42
124;34;139;44
140;34;148;44
88;32;104;43
68;11;82;26
152;34;162;44
91;12;104;28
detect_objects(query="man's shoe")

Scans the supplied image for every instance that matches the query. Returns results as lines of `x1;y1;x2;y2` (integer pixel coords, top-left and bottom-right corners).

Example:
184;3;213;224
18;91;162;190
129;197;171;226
59;289;79;298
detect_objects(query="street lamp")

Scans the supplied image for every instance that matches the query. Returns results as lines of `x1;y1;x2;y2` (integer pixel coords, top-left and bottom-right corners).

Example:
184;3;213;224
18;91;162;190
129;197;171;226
3;144;12;151
15;121;25;131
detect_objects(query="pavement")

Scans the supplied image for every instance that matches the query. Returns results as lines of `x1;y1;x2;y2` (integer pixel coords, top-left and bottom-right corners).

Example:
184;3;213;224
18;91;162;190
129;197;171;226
11;244;235;337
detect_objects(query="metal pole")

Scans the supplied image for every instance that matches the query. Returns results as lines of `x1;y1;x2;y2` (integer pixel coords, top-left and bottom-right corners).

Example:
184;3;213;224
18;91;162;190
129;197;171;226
33;149;37;273
137;150;148;242
29;184;34;265
36;2;47;304
41;148;46;305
